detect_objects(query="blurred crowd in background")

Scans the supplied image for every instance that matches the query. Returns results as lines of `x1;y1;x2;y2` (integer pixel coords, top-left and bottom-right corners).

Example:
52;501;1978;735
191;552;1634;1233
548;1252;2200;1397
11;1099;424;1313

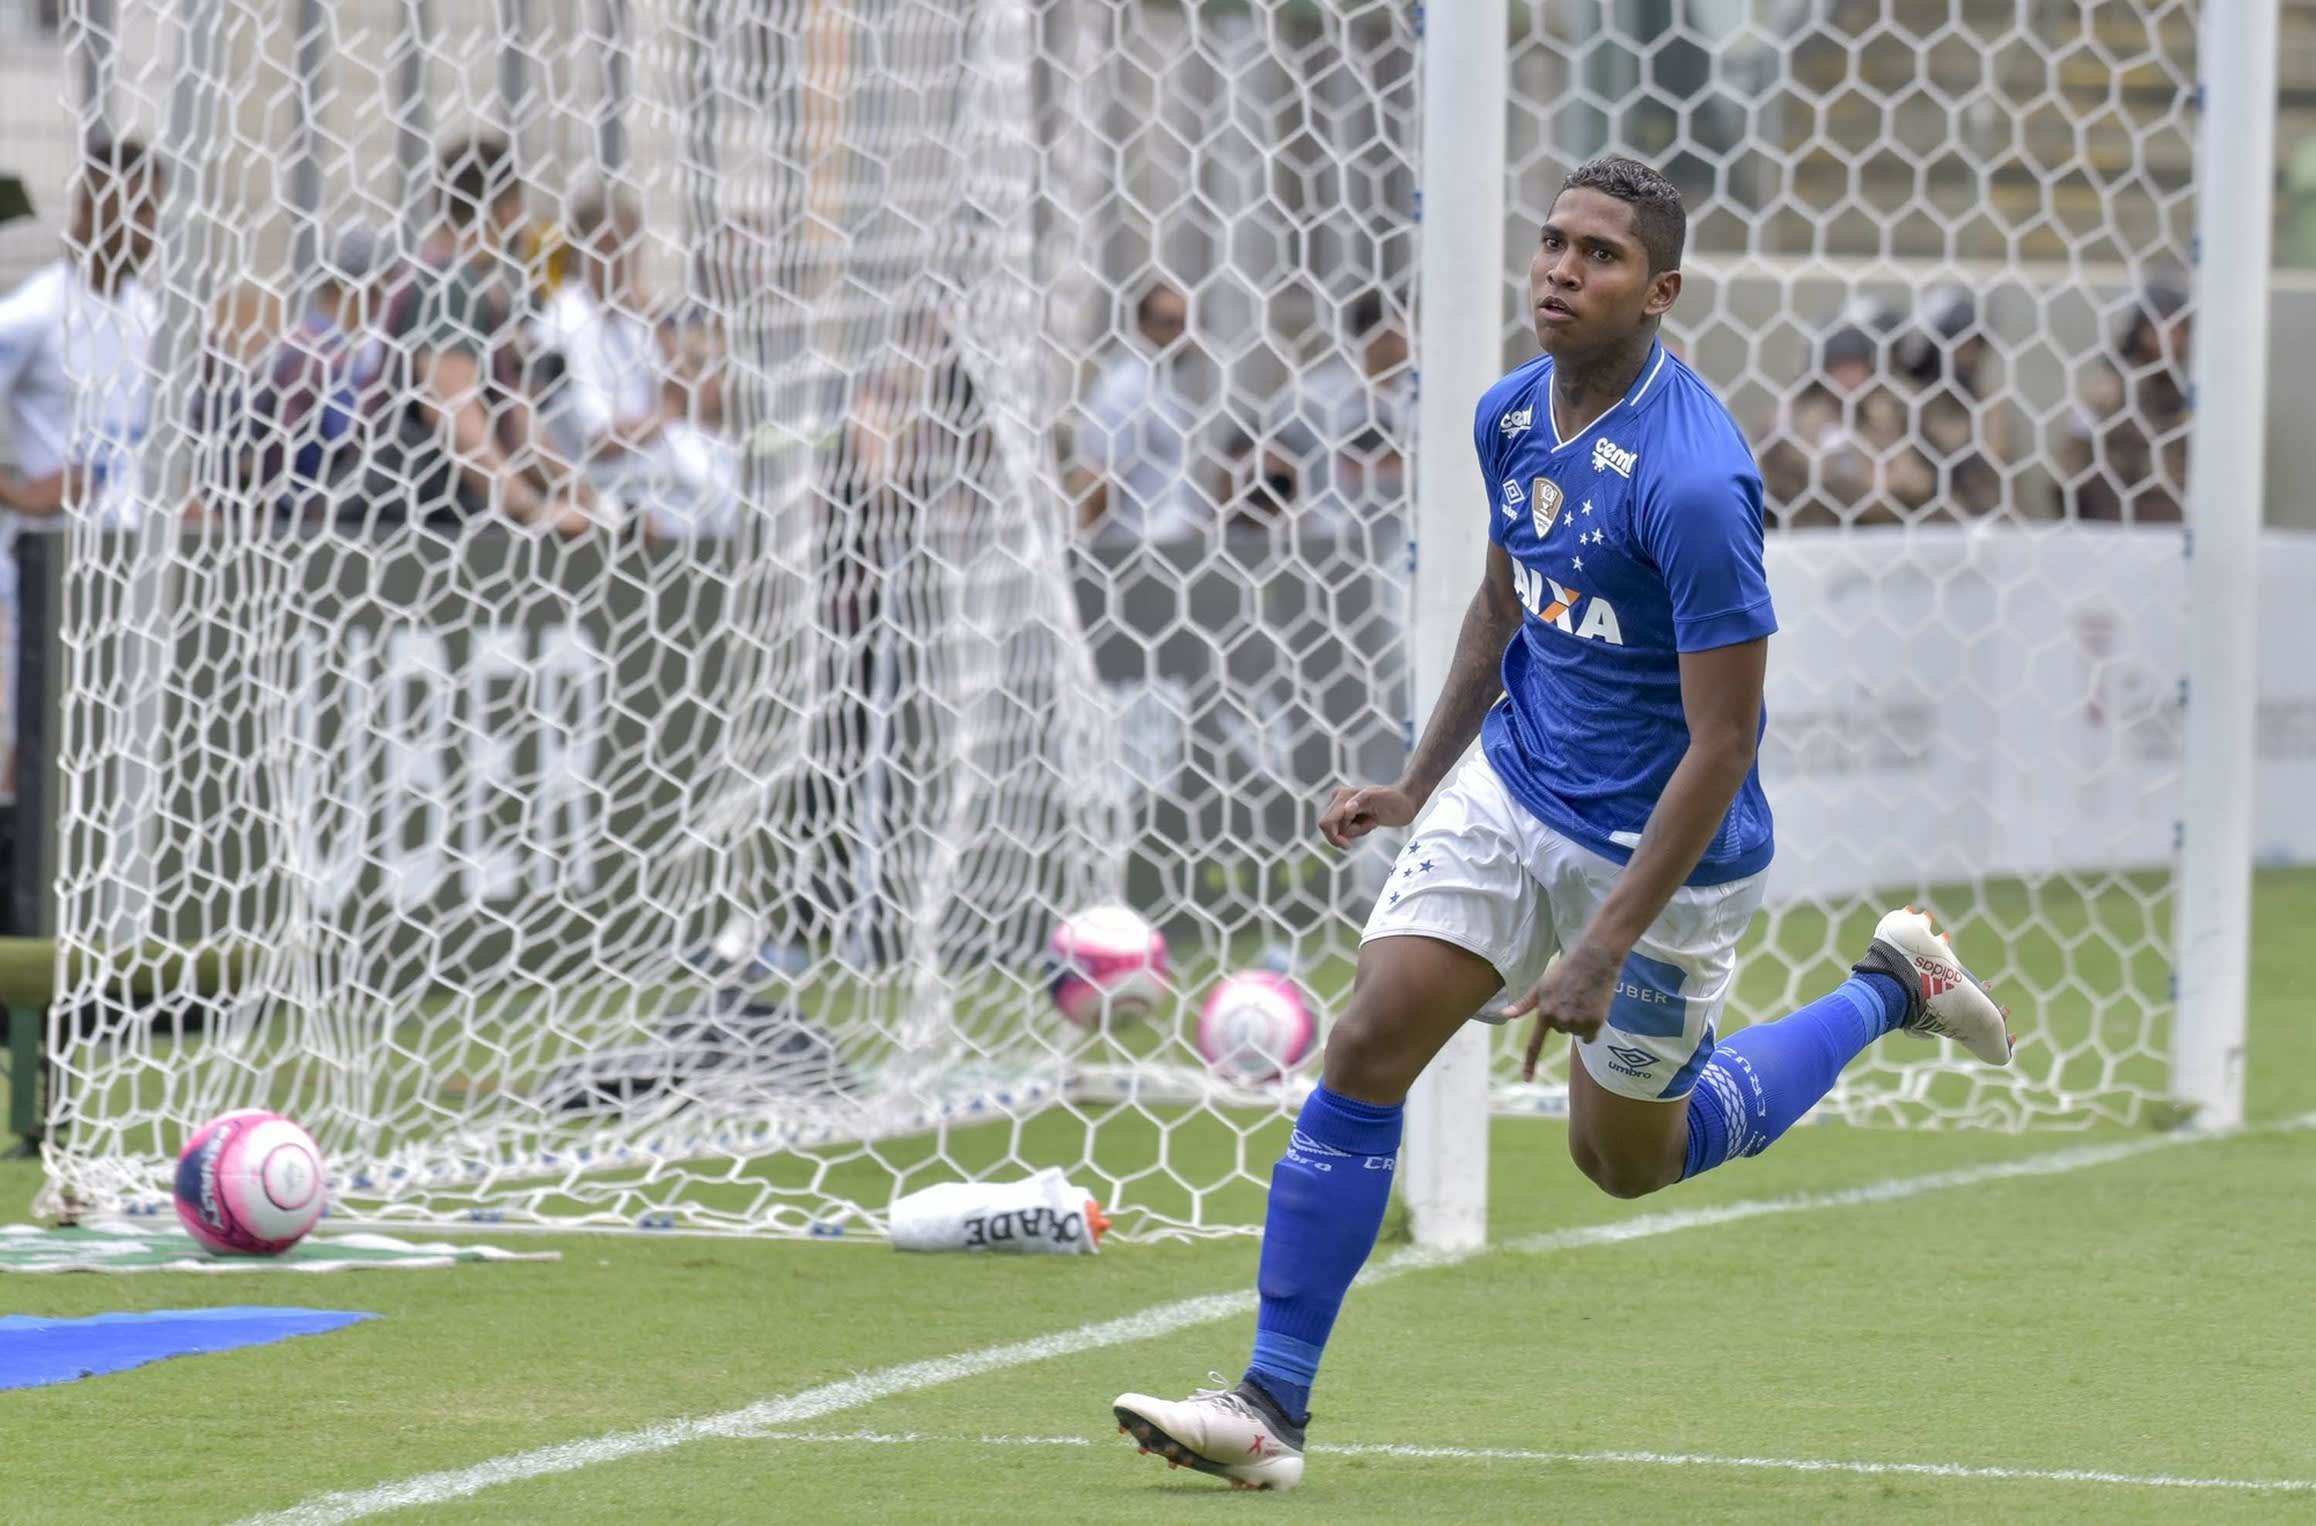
1;136;2195;552
3;137;740;541
1082;273;2193;539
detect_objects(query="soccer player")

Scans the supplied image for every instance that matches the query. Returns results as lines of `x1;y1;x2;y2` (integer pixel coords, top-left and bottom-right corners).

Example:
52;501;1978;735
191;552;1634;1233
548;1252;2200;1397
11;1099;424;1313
1111;157;2013;1492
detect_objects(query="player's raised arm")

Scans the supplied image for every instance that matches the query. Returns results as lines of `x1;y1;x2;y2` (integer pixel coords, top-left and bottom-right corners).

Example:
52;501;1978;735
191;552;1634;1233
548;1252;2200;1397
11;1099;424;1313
1317;542;1520;850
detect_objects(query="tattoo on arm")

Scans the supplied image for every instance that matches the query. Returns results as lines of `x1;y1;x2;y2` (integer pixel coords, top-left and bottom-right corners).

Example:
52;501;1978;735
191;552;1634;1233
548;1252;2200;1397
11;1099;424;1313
1401;556;1523;802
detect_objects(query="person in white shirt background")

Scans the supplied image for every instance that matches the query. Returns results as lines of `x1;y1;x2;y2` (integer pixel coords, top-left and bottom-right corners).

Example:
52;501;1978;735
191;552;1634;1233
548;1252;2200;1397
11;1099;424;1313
532;186;736;540
0;137;161;526
0;137;161;789
1258;287;1410;540
1073;281;1205;545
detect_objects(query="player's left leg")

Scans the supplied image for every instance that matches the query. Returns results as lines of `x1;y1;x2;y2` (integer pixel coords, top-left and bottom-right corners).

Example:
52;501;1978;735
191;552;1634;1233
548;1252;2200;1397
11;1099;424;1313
1563;903;2014;1199
1565;960;1910;1197
1114;754;1549;1492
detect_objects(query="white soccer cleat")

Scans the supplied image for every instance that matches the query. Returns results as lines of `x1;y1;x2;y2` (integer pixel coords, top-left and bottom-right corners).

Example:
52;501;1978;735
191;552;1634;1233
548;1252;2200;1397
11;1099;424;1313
1113;1375;1306;1492
1856;906;2014;1067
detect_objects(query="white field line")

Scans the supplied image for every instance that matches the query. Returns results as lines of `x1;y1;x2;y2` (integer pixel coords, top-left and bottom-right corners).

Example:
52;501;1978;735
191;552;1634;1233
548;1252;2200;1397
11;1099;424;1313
747;1428;2316;1498
241;1113;2316;1526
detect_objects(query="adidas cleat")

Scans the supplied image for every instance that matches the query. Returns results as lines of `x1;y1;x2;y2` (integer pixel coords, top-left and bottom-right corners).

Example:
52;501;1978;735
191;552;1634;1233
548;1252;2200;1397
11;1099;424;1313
1854;906;2014;1066
1113;1375;1306;1492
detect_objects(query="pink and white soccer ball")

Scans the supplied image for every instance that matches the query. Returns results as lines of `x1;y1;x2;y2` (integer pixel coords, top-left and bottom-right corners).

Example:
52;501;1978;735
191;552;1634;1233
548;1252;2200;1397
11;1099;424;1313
173;1109;327;1256
1046;905;1169;1028
1197;971;1316;1084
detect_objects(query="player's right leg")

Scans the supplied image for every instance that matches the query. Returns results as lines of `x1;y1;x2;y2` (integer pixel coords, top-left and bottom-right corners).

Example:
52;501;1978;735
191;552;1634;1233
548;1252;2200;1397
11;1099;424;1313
1113;759;1534;1492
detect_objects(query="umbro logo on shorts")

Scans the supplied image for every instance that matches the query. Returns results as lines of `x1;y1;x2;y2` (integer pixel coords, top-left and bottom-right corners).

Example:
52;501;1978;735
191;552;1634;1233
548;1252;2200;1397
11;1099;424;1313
1605;1043;1657;1070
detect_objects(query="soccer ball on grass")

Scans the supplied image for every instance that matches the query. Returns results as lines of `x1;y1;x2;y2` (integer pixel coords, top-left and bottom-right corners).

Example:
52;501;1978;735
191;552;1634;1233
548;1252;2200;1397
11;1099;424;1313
1197;970;1316;1084
1046;905;1169;1029
173;1109;328;1256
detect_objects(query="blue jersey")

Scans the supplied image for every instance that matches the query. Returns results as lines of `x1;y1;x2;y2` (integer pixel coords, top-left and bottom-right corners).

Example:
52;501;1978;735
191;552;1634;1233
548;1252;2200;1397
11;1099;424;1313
1475;341;1776;886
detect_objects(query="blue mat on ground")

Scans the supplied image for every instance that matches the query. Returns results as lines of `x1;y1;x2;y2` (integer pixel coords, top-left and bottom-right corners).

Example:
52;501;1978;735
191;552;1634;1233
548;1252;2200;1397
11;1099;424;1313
0;1307;377;1389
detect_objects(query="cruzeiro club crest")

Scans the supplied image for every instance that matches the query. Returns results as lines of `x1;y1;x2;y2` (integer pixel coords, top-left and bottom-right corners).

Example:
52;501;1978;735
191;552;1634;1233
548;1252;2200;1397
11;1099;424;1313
1530;476;1565;539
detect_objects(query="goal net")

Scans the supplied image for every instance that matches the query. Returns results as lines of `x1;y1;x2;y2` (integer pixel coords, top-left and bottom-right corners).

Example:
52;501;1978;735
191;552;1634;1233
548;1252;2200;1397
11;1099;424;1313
27;0;2244;1239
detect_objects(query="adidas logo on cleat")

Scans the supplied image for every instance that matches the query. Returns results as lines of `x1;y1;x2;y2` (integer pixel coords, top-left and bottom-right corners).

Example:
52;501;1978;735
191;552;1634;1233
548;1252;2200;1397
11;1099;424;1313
1914;956;1958;999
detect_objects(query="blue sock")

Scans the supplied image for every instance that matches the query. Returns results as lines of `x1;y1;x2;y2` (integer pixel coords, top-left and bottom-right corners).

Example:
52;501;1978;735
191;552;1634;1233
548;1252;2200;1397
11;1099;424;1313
1242;1084;1402;1424
1682;972;1908;1180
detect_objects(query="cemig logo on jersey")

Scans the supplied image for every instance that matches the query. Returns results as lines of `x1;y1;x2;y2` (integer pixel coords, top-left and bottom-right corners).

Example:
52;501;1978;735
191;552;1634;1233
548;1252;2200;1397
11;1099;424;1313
1529;476;1565;539
1499;406;1533;439
1591;435;1638;478
1509;563;1626;646
1499;477;1524;517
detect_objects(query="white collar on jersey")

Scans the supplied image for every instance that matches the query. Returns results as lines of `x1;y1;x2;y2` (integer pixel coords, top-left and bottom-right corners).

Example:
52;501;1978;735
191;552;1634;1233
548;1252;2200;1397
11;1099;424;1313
1542;342;1668;451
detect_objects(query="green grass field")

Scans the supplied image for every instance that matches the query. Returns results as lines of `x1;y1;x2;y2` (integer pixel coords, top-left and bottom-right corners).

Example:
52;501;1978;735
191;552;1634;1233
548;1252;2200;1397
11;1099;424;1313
4;871;2313;1523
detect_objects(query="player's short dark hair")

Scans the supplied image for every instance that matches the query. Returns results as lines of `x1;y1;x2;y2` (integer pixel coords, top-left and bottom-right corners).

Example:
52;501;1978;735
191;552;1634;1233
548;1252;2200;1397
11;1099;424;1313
1346;288;1391;339
438;135;521;231
83;136;160;192
1557;156;1685;276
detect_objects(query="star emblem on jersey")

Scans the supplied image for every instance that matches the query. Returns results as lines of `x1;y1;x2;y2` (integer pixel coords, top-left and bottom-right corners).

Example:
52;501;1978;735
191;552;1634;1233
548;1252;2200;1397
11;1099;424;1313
1572;555;1585;571
1581;499;1595;515
1530;476;1564;539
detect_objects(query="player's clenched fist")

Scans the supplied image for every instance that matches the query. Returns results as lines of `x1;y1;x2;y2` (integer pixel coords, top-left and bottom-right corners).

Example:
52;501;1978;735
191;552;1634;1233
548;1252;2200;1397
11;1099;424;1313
1317;784;1421;849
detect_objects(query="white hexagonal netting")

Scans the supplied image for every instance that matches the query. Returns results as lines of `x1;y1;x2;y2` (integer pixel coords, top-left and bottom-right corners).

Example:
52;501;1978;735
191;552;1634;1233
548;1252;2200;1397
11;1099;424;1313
24;1;2220;1238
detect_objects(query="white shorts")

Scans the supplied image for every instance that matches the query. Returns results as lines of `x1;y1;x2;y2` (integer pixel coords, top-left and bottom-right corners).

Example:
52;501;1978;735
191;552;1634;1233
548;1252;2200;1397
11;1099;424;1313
1360;752;1767;1102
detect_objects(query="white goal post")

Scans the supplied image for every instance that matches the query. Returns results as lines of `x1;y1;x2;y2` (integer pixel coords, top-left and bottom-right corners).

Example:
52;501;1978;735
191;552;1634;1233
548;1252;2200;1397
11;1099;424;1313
17;0;2280;1245
1401;0;1505;1257
2169;0;2277;1135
